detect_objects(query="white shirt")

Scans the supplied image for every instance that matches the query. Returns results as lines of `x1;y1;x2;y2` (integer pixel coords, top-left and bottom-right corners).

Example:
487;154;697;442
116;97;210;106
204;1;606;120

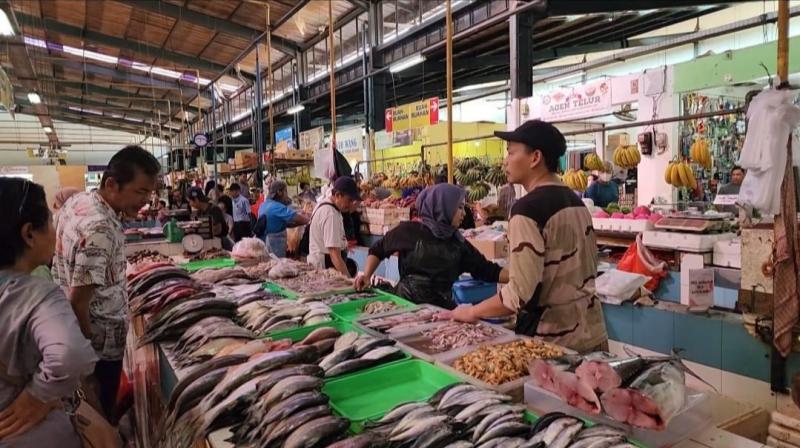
307;200;347;269
232;195;251;222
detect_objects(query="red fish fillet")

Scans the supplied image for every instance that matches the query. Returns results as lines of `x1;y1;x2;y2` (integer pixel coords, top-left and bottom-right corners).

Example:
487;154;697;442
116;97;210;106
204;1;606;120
600;388;663;430
575;360;623;393
529;359;560;394
554;371;601;414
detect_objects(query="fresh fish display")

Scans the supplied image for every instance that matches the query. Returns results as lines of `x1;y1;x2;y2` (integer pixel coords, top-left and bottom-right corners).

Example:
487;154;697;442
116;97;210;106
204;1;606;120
187;247;228;261
405;322;505;353
297;290;379;305
237;299;333;334
359;307;439;334
363;300;402;315
190;266;252;284
241;260;279;279
453;339;564;385
600;361;686;430
272;268;353;295
139;298;237;345
127;249;171;265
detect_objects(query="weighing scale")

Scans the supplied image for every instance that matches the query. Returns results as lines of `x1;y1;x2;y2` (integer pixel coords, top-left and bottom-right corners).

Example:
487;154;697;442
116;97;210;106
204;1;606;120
644;212;736;252
653;212;729;233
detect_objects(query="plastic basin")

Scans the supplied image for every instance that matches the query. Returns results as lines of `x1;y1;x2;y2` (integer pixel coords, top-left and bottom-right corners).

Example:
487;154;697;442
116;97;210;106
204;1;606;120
322;359;461;432
330;293;416;322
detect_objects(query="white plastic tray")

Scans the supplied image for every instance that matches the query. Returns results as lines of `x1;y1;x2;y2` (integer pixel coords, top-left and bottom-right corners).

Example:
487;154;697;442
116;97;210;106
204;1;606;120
524;381;711;448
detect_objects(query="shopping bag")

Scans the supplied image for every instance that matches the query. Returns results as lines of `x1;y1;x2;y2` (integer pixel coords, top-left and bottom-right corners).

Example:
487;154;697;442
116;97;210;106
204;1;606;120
616;233;668;291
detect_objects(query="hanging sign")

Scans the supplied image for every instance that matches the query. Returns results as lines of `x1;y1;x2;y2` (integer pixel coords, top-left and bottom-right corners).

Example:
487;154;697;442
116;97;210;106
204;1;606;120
540;79;612;121
299;126;324;151
385;97;439;132
374;131;394;150
0;166;29;176
335;128;364;155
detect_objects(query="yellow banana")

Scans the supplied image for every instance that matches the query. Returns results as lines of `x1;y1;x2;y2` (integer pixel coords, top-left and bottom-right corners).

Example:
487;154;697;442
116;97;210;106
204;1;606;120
664;162;674;184
670;163;682;186
686;166;697;189
677;162;691;188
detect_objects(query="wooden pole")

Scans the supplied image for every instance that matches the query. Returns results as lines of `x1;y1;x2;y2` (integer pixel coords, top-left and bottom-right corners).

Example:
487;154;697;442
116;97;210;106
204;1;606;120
328;0;337;151
446;0;454;184
777;0;789;84
266;3;275;172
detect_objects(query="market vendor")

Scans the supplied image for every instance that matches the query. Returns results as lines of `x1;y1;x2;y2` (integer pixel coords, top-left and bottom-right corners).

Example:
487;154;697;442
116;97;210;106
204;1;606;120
442;120;608;353
169;188;190;211
307;177;360;277
257;180;309;257
355;183;509;310
583;161;619;208
187;187;233;250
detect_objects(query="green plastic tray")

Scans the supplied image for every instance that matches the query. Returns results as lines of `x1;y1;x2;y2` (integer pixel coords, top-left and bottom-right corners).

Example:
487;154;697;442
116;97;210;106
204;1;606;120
181;257;235;272
330;293;416;322
322;359;460;432
263;281;297;298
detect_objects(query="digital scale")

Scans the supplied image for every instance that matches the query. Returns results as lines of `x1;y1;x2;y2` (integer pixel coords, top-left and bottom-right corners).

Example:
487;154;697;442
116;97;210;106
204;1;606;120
644;213;735;252
653;213;729;233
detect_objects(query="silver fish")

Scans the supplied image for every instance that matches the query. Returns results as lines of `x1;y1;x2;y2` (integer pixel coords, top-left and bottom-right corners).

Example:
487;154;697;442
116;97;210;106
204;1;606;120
334;331;360;351
325;358;376;377
472;409;520;443
325;432;382;448
574;425;627;441
283;415;349;448
438;390;511;411
259;404;331;446
453;398;502;422
475;421;530;445
527;417;580;446
262;390;328;426
568;435;627;448
360;346;402;361
436;384;486;408
304;315;332;325
299;326;341;345
390;415;450;442
370;402;430;426
319;346;356;371
549;421;585;448
478;437;526;448
261;375;323;410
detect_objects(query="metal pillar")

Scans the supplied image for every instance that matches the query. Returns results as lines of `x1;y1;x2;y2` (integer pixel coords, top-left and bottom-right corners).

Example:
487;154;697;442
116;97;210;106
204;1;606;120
510;7;534;99
446;0;454;184
211;85;218;180
254;44;265;188
328;0;337;150
368;0;386;132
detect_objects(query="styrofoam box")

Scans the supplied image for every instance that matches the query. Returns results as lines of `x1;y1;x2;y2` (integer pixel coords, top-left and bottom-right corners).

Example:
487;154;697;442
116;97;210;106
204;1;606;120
524;381;712;448
642;231;735;252
713;238;741;268
362;208;399;225
593;218;654;233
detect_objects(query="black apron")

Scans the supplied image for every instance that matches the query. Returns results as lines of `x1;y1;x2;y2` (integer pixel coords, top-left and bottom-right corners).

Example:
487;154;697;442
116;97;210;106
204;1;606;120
393;239;463;310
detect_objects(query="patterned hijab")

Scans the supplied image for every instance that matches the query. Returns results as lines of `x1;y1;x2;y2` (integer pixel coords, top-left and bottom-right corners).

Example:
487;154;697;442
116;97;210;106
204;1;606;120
416;183;466;240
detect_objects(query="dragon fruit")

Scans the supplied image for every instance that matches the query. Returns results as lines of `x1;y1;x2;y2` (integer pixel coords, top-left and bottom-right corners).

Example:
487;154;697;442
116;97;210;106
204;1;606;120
593;210;610;218
610;212;625;219
633;206;651;217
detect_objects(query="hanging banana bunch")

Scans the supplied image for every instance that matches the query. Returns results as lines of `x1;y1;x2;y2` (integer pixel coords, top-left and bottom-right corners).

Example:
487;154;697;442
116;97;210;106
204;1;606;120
486;166;507;186
664;160;697;189
689;138;712;170
583;153;604;171
467;181;491;202
612;145;641;169
561;169;588;192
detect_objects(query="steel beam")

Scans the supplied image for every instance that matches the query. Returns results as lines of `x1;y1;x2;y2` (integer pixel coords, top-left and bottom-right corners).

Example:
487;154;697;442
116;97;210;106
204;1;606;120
273;0;312;30
510;10;534;99
13;11;228;74
345;0;370;11
544;0;731;15
121;0;300;54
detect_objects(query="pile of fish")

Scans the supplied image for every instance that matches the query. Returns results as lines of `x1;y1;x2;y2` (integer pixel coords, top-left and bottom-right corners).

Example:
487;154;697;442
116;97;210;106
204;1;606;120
127;249;171;265
360;307;439;335
297;291;380;306
170;317;255;368
363;300;402;315
453;339;564;386
162;345;350;448
190;266;257;286
304;327;405;378
128;263;206;316
420;322;505;353
332;384;637;447
530;352;692;430
273;268;353;296
241;260;279;279
187;247;229;261
238;299;334;334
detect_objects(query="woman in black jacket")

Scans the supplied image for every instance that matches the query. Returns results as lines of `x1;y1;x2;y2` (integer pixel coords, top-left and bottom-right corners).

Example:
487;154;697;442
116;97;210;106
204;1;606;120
354;184;507;309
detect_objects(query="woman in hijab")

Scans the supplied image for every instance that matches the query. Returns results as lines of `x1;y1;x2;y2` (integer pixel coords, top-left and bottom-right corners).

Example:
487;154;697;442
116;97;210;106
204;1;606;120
354;184;507;309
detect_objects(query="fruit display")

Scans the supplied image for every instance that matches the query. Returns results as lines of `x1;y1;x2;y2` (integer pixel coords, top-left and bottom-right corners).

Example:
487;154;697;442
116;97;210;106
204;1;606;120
664;160;697;189
612;145;641;169
467;181;491;201
583;152;604;171
485;165;507;186
689;138;713;170
562;169;588;192
283;170;314;187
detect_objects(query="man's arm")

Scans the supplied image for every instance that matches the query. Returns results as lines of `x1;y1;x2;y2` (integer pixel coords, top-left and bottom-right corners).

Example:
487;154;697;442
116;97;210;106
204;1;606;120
327;248;350;277
68;285;95;338
288;213;309;227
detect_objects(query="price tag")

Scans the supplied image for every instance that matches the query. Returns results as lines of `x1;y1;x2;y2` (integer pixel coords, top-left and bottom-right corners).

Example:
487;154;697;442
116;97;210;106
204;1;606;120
688;268;715;308
713;194;738;205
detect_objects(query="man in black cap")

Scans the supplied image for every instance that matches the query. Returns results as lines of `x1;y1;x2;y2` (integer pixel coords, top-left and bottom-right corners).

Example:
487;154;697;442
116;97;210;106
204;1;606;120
307;177;361;277
442;120;608;353
187;187;233;250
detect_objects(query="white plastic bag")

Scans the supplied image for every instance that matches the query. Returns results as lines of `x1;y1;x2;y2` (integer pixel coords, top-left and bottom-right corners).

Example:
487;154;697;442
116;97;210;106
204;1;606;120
231;237;269;263
596;269;651;302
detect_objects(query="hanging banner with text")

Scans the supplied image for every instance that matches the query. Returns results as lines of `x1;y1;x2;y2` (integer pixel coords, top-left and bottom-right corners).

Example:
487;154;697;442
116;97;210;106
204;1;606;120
300;126;324;152
539;79;612;121
385;97;439;132
336;127;365;156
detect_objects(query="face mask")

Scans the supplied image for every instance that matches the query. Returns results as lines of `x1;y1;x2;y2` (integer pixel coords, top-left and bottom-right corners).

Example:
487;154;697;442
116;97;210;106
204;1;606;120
599;173;612;182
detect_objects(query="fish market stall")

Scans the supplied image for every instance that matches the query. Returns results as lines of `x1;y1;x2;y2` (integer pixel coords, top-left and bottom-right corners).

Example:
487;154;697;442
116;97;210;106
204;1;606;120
124;236;222;257
122;257;763;448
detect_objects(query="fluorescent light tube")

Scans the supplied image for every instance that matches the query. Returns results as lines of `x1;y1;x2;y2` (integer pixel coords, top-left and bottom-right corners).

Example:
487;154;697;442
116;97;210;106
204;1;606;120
389;54;424;73
27;92;41;104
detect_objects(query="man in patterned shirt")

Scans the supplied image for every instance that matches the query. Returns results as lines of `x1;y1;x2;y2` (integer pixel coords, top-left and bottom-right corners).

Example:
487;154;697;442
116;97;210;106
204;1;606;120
443;121;608;353
53;146;160;418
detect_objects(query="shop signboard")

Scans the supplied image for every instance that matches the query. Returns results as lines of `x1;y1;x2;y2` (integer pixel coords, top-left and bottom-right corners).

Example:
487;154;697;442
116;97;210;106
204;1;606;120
385;97;439;132
300;126;325;151
688;268;715;308
336;127;364;155
539;79;612;121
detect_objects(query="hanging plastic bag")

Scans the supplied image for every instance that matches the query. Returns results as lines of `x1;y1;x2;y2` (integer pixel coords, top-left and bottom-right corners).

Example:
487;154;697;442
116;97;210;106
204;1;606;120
616;233;668;291
596;269;651;303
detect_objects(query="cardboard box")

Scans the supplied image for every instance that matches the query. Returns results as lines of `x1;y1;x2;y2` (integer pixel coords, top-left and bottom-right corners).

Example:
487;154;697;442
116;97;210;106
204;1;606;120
607;133;630;148
234;151;258;168
218;163;230;173
467;238;509;260
286;149;313;160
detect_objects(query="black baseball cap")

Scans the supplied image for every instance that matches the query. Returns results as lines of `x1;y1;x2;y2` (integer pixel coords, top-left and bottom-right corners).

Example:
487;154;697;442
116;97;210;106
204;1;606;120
494;120;567;160
333;176;361;201
187;187;207;202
